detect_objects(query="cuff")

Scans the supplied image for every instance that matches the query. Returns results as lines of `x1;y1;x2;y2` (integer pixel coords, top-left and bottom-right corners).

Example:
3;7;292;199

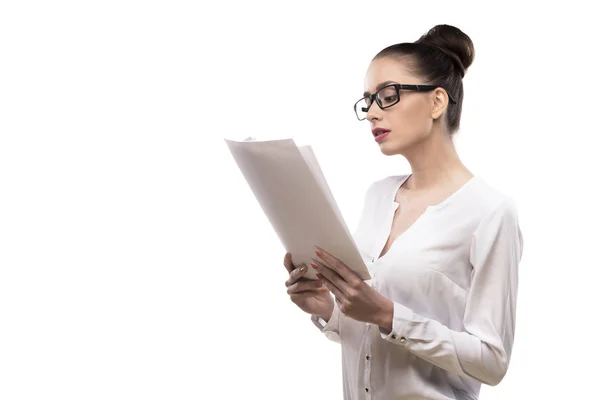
311;302;340;342
453;329;479;368
379;301;413;345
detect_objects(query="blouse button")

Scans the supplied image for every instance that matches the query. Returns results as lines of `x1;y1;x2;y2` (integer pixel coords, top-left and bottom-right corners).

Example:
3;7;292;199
399;337;407;343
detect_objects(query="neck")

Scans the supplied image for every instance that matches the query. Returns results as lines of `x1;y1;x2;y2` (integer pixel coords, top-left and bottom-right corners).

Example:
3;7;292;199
401;129;471;191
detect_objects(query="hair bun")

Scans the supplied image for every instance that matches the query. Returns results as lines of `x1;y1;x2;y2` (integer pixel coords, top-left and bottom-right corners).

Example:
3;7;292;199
416;24;475;77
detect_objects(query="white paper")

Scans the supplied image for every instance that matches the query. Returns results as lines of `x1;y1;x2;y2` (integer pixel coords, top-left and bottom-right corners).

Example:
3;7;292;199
225;137;370;281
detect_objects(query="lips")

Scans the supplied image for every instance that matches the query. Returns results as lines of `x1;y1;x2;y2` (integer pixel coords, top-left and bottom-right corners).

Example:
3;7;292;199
372;128;390;137
374;131;390;142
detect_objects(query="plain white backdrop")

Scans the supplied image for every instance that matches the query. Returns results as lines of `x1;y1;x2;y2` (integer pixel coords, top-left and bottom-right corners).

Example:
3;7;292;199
1;1;599;399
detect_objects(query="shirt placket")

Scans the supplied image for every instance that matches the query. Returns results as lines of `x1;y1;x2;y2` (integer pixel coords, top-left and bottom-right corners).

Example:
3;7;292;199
363;263;378;399
363;322;373;399
362;193;397;399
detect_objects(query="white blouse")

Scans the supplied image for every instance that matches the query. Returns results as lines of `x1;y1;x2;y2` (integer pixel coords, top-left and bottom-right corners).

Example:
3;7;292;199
311;174;523;400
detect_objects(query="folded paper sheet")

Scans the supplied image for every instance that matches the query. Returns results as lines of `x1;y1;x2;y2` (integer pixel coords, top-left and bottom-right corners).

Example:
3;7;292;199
225;137;370;281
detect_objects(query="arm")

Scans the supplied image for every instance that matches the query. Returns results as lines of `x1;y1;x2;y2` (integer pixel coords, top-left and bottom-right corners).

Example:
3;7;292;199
378;199;523;386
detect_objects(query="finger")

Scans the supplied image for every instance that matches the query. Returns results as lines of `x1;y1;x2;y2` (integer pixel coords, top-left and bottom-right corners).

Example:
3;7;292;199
314;247;344;275
317;272;346;302
314;247;362;286
335;297;345;312
287;278;326;295
283;252;295;274
312;259;348;292
285;264;308;287
290;291;328;303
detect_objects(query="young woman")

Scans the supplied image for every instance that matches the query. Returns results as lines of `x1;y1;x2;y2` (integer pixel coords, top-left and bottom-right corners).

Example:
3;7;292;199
283;24;524;400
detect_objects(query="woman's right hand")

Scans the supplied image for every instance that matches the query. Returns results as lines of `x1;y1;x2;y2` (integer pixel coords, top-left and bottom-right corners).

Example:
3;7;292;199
284;252;334;321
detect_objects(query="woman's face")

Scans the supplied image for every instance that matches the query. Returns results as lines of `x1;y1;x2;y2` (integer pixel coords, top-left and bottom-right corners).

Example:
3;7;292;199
363;57;444;156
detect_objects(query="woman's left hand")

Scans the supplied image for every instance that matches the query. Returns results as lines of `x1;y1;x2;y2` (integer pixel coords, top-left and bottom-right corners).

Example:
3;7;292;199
312;247;394;329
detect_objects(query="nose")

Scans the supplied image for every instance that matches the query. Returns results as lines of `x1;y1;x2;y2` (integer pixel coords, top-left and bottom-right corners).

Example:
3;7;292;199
366;101;383;122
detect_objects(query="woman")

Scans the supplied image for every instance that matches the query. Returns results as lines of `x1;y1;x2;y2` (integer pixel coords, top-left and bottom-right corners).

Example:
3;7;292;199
283;24;523;400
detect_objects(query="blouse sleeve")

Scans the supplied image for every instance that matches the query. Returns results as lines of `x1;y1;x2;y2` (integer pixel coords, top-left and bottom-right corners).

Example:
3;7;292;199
379;198;524;386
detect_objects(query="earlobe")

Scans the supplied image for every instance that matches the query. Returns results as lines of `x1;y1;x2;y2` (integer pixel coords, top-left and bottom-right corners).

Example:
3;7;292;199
432;105;445;119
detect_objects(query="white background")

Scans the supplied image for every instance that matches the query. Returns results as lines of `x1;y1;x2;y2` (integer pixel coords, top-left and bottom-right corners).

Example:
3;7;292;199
1;1;598;399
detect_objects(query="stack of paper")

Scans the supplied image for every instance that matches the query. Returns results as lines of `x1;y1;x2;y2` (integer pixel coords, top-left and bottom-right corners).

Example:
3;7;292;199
224;137;370;281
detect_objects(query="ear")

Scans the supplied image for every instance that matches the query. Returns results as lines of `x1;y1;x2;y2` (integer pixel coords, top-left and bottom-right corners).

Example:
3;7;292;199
431;88;449;120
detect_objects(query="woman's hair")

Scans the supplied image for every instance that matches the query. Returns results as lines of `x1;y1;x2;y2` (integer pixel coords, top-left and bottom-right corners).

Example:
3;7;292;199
374;24;475;134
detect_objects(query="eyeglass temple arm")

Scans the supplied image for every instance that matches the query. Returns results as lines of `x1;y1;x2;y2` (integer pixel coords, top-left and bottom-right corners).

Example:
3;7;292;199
412;84;458;105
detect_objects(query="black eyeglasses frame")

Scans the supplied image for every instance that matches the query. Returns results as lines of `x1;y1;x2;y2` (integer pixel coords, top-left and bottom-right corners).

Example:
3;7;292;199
354;83;457;121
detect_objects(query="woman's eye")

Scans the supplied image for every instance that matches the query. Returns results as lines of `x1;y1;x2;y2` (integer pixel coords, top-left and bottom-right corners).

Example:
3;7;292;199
383;95;397;103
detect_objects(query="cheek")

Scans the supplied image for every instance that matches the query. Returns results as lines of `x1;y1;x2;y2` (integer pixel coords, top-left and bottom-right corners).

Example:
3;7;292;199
390;103;431;135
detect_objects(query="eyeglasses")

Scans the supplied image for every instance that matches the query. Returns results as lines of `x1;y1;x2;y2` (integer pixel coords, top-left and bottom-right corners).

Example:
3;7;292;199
353;83;457;121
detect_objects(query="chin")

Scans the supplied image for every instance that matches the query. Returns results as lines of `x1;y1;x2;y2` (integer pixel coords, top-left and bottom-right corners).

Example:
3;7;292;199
380;132;425;156
379;139;406;156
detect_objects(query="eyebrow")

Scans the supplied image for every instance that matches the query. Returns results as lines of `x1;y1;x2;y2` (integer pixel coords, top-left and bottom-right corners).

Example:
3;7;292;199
363;80;398;97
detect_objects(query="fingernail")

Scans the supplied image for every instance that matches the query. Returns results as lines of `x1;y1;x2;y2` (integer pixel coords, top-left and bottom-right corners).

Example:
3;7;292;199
311;262;319;269
315;248;322;256
300;266;306;272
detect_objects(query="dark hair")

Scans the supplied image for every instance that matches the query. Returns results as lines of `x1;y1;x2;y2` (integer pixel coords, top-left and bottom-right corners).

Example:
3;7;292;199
374;24;475;134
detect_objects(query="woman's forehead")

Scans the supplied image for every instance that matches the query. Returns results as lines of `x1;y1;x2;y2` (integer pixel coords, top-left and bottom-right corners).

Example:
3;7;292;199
364;57;416;93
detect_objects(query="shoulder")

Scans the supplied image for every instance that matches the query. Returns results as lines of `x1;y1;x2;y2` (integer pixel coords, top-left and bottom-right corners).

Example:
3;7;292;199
467;177;519;217
468;177;520;233
467;180;524;265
